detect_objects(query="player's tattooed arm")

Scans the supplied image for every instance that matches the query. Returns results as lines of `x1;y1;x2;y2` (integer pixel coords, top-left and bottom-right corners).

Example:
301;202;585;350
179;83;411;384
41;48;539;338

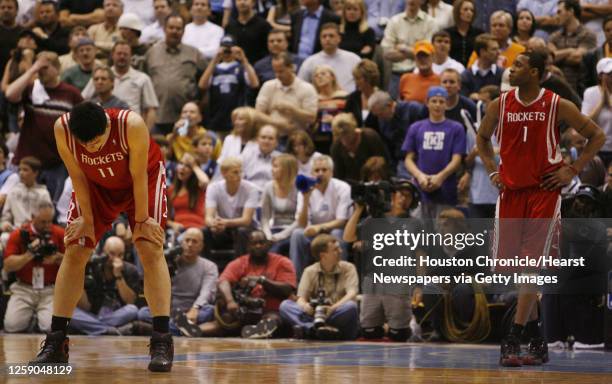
541;99;606;190
557;98;606;174
54;119;96;244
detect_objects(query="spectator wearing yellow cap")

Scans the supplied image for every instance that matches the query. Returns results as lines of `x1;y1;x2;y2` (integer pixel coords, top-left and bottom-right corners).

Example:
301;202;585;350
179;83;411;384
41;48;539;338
398;41;441;103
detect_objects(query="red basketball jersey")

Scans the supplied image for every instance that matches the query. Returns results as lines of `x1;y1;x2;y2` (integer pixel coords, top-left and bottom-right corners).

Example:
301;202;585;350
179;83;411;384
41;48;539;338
59;108;163;190
495;88;562;190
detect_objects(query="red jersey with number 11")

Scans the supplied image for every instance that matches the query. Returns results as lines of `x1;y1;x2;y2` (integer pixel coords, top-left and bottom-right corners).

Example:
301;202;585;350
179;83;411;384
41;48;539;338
59;108;163;191
495;88;562;190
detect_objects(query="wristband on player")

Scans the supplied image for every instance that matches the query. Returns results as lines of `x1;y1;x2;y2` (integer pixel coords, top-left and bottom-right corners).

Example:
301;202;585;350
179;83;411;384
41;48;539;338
567;164;579;175
488;171;499;180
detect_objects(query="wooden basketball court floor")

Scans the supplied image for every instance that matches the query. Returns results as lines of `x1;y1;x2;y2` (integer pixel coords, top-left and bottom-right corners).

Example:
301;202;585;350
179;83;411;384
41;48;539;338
1;335;611;383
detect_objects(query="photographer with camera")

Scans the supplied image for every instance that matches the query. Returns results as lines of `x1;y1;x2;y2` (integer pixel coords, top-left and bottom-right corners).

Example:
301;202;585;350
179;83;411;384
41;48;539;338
280;234;359;340
137;227;218;337
3;201;64;333
198;34;259;134
69;236;141;335
343;179;423;341
198;230;296;338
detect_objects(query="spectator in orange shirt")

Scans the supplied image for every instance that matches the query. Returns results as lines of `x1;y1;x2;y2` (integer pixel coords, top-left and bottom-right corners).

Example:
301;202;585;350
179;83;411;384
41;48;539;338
398;41;441;103
466;11;525;69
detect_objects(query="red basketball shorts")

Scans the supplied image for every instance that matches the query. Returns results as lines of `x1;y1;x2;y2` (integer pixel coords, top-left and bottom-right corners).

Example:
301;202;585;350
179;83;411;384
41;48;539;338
67;161;167;248
491;187;561;273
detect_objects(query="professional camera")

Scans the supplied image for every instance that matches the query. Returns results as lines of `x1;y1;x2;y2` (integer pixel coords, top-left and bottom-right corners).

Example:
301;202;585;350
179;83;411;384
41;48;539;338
164;245;182;276
350;180;391;218
84;254;107;289
233;278;266;325
562;184;606;218
21;230;58;263
309;287;332;329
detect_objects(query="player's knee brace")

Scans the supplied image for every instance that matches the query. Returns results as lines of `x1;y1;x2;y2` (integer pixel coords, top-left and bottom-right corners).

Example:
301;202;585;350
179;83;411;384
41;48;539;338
388;328;410;342
361;326;385;339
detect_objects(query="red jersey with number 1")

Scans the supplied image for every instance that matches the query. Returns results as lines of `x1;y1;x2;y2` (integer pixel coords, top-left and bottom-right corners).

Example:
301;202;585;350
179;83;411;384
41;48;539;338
59;108;163;190
495;88;562;190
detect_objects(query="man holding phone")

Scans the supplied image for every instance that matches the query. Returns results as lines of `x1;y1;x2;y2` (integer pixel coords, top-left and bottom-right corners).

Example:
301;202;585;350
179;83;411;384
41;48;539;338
198;35;259;133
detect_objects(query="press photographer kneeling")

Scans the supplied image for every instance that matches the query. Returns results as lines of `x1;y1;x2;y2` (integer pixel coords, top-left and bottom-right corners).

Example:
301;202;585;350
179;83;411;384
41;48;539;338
280;234;359;340
343;179;423;341
137;227;218;337
199;230;296;338
3;201;64;333
70;236;141;335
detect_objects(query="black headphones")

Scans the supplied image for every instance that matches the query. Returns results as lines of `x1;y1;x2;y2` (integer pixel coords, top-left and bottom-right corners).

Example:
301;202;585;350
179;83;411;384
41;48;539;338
391;178;420;210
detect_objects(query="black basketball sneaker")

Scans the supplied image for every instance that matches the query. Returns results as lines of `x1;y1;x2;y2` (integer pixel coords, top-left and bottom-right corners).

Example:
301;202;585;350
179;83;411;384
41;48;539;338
521;337;549;365
500;335;522;367
148;332;174;372
29;331;69;364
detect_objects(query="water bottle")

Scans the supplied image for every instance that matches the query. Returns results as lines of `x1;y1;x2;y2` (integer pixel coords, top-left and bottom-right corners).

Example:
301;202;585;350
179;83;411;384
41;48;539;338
177;119;189;137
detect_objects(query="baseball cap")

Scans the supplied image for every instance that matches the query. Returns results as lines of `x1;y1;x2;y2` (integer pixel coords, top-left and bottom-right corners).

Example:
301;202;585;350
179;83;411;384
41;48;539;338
75;37;95;49
575;184;600;201
220;35;235;47
414;41;434;56
596;57;612;75
427;86;448;100
118;13;144;33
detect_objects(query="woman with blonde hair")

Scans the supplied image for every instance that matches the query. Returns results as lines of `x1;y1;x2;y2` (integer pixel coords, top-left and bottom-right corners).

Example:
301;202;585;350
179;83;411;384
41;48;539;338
261;154;299;255
339;0;376;59
312;65;348;154
218;106;286;163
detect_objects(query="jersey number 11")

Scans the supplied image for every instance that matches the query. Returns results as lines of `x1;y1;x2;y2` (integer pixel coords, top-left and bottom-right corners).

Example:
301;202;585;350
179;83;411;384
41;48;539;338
98;167;115;178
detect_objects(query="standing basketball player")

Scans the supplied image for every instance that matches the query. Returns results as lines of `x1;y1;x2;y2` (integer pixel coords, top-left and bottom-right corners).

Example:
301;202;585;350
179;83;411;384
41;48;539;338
29;102;174;372
477;51;605;366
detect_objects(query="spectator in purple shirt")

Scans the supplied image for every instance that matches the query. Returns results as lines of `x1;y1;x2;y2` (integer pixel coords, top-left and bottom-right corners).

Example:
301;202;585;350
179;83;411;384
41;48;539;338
402;86;465;218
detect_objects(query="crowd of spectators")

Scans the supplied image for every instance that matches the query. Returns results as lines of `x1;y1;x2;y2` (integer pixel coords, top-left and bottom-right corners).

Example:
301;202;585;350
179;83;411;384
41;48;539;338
0;0;611;343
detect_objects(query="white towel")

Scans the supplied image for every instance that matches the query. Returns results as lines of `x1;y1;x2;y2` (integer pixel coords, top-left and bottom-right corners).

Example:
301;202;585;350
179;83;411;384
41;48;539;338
31;79;50;105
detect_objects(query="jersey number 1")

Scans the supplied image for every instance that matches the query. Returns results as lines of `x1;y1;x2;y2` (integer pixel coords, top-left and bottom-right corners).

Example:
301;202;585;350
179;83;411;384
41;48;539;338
98;167;115;178
523;126;528;143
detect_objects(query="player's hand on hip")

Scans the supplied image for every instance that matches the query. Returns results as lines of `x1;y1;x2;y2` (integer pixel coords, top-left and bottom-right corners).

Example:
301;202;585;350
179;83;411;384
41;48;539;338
133;217;164;247
65;217;95;245
541;167;573;191
490;173;505;190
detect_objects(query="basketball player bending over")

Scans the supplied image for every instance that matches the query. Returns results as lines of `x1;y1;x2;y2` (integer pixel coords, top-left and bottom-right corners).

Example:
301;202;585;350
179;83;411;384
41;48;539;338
29;102;173;372
477;51;605;367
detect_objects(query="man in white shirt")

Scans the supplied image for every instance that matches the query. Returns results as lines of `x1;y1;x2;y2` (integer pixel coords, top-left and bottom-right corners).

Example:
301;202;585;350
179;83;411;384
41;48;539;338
298;22;361;93
205;157;259;259
140;0;170;45
81;41;159;129
289;155;352;279
430;31;465;75
256;52;318;135
182;0;224;60
380;0;437;99
241;125;281;192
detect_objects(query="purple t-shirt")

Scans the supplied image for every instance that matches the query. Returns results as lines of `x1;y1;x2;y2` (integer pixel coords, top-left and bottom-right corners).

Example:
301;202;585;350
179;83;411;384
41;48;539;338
402;118;466;204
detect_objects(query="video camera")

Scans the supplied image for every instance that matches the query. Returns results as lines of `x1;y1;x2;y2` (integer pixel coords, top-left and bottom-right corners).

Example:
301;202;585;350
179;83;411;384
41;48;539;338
233;278;265;325
21;230;58;263
164;245;182;276
350;180;392;218
309;287;332;329
562;184;609;219
84;254;107;291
